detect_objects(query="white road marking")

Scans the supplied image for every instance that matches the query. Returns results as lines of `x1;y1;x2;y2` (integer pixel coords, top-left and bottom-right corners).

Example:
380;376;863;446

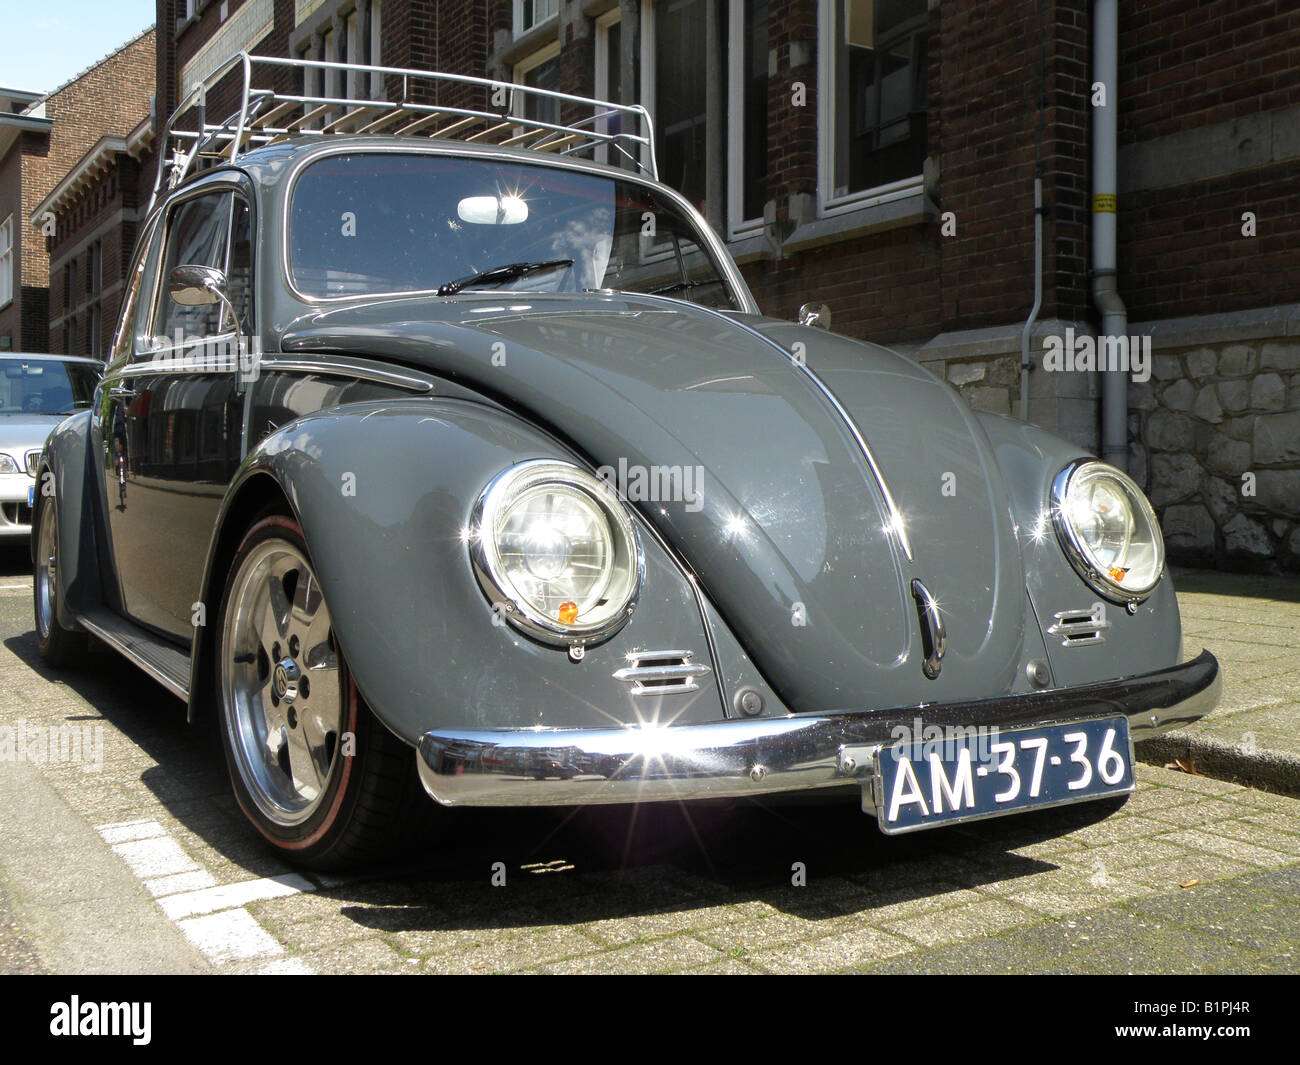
160;873;314;921
96;819;315;971
98;819;166;845
177;909;284;964
110;836;201;879
144;870;219;898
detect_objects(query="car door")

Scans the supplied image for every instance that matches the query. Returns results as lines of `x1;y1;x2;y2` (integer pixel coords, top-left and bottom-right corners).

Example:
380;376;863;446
100;183;252;644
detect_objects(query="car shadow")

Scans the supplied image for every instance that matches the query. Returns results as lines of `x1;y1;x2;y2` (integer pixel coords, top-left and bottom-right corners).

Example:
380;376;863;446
2;541;1122;932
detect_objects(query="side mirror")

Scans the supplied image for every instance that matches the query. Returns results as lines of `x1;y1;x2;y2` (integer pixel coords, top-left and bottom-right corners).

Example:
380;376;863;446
168;264;228;307
798;302;831;331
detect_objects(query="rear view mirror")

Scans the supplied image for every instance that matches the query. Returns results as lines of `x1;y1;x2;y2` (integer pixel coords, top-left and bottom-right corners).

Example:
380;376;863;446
168;264;228;306
457;195;528;225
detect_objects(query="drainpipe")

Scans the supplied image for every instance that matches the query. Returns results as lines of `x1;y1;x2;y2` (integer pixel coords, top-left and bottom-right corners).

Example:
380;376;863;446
1020;173;1043;421
1093;0;1127;470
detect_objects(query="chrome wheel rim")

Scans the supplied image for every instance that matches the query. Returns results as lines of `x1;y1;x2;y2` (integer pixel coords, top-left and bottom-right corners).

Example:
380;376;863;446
221;539;345;828
35;505;56;641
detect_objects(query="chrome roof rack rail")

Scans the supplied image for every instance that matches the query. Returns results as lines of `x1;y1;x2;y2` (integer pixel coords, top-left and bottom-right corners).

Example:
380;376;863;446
149;52;657;212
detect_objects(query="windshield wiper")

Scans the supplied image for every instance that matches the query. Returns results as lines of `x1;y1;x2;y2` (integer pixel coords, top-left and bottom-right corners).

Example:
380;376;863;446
437;259;573;296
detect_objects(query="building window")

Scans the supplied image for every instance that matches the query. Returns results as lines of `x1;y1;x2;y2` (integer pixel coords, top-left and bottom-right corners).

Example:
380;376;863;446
90;304;101;359
514;0;558;37
64;260;74;314
514;41;562;127
594;8;638;168
818;0;928;214
0;215;12;309
643;0;713;212
727;0;769;237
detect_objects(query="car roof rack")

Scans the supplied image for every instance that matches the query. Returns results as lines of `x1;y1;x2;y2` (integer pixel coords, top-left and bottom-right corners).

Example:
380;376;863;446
149;52;658;212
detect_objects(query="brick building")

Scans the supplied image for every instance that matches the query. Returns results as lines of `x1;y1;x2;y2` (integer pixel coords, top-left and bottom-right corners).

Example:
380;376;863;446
139;2;1300;569
0;27;156;355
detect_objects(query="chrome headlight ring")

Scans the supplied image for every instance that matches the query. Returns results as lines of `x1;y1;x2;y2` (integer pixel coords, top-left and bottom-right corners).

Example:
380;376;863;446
469;459;644;652
1051;458;1166;607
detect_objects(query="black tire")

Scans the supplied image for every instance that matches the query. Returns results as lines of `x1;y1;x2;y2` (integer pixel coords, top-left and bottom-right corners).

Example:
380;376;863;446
32;489;88;667
215;513;431;870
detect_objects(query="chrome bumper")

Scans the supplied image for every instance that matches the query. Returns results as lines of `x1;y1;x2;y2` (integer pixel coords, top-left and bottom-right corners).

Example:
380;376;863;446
415;650;1221;808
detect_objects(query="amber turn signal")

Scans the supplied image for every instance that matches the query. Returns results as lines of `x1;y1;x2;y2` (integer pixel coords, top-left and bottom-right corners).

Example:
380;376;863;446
558;601;579;624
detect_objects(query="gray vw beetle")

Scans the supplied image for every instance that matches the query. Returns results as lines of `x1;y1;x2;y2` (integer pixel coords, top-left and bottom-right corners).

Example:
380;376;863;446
33;55;1219;867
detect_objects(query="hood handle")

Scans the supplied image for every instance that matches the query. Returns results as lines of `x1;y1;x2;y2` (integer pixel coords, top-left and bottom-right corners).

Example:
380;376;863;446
911;579;947;680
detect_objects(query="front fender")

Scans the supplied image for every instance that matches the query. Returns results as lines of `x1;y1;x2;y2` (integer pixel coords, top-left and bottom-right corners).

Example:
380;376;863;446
37;410;101;628
975;411;1182;685
198;398;732;743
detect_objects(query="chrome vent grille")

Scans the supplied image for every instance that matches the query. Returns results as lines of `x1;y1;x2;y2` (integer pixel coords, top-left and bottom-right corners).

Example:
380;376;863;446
24;449;42;475
613;650;710;695
1047;603;1110;647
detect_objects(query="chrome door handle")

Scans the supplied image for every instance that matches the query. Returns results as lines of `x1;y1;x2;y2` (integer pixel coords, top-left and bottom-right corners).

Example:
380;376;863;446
911;578;947;680
108;386;136;399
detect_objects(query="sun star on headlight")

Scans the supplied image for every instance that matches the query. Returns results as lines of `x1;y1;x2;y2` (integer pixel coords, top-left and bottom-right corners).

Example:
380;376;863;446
1050;459;1164;603
470;460;643;647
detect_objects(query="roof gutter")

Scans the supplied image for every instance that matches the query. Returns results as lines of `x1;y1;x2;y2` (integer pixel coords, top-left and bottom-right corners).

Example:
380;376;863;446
1092;0;1127;470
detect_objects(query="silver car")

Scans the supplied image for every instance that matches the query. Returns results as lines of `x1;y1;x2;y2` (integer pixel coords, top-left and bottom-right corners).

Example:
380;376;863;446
0;354;100;539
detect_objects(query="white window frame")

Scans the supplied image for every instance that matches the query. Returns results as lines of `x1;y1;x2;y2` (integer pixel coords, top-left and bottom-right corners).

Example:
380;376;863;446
727;0;767;240
593;7;624;167
513;0;559;39
512;39;562;128
0;215;12;310
816;0;925;218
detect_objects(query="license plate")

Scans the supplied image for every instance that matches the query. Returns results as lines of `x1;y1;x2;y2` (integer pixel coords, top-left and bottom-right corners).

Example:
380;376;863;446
872;715;1135;834
27;483;35;507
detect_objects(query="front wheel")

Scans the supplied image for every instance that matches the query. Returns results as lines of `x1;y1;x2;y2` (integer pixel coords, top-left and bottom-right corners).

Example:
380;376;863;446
216;514;429;869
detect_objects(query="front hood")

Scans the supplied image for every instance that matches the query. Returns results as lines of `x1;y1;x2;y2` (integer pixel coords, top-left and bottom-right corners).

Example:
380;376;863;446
283;293;1027;711
0;415;64;458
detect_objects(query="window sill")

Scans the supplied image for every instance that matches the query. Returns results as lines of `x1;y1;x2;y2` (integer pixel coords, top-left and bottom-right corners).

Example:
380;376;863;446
500;20;561;66
174;14;197;41
726;231;778;265
783;190;936;254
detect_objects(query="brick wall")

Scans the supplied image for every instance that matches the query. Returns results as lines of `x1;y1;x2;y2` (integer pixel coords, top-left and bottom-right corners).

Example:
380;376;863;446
1118;0;1300;325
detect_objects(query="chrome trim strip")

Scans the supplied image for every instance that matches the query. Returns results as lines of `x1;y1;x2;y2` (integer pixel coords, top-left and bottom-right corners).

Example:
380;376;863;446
628;294;915;562
415;650;1221;807
77;614;190;700
255;356;437;392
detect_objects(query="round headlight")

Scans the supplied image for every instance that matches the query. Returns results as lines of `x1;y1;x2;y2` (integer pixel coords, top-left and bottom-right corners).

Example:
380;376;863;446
471;460;643;645
1051;459;1164;601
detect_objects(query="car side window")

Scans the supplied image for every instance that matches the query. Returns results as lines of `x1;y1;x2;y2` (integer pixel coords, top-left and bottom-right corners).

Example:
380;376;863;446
152;191;234;346
110;214;159;363
226;198;253;335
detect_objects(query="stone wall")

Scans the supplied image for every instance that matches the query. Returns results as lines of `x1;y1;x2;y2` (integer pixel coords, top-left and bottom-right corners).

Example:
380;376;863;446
1129;337;1300;570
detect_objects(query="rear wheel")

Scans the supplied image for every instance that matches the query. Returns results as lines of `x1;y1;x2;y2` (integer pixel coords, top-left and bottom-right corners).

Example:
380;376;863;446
33;491;88;667
216;514;428;869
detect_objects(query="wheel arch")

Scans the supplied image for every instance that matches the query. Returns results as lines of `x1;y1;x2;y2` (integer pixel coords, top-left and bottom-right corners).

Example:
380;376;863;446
187;468;296;723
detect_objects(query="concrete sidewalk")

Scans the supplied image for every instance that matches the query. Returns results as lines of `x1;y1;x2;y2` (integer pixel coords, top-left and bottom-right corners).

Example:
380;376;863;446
1138;568;1300;797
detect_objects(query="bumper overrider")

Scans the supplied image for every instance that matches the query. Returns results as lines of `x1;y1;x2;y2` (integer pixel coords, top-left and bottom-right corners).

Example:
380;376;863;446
416;650;1220;810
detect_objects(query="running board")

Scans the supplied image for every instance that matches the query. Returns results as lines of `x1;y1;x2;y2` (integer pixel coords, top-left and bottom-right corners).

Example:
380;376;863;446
77;608;191;700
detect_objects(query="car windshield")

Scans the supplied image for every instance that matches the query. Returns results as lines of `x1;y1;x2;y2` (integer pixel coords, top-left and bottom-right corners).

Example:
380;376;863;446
289;152;741;309
0;359;98;416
